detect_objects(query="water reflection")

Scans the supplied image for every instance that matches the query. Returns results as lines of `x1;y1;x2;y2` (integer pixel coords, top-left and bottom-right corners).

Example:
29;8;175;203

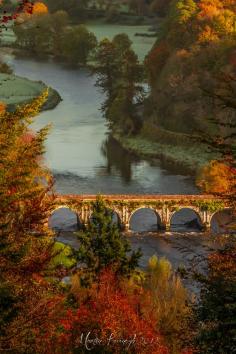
101;135;140;183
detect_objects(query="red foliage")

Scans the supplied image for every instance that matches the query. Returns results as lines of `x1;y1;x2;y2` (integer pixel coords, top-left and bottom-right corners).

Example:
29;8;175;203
47;270;169;353
0;1;34;30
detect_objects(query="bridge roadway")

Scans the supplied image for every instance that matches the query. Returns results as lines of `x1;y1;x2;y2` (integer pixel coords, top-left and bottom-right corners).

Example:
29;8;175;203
51;194;227;231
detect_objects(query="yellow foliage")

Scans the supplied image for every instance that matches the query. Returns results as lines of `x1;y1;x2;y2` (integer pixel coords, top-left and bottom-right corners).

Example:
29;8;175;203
196;160;233;194
198;25;219;43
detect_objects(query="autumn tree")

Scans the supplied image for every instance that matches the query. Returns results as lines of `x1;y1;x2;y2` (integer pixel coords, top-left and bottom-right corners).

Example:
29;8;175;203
142;255;195;354
196;160;234;195
61;269;169;354
0;93;69;352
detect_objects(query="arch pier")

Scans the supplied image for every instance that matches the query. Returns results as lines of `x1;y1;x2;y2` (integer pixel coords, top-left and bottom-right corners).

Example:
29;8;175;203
50;195;228;233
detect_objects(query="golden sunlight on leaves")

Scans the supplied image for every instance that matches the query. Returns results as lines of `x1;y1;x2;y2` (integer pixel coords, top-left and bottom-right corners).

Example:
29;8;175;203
196;160;234;194
0;101;6;114
33;2;48;15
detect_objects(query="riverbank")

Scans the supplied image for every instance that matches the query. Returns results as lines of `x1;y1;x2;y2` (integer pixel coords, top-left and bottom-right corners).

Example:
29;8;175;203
0;72;61;111
113;130;217;175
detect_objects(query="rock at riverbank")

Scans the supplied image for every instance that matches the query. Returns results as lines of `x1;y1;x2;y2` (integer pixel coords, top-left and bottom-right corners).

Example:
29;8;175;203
0;73;62;112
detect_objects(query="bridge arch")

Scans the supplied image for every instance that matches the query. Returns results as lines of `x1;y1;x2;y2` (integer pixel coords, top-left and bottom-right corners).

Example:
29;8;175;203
210;208;234;234
129;207;162;232
49;205;81;232
169;207;203;232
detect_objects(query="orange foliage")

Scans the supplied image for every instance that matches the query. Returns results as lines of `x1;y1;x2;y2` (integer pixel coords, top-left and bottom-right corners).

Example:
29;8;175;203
198;25;219;43
53;269;169;354
196;160;235;195
33;1;48;14
198;0;223;20
0;101;6;114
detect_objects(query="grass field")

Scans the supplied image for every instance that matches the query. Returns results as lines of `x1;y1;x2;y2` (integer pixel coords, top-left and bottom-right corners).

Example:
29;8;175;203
0;73;61;110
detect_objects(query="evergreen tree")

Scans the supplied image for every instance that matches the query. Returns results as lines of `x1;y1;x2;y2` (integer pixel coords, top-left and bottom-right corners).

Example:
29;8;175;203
76;196;142;285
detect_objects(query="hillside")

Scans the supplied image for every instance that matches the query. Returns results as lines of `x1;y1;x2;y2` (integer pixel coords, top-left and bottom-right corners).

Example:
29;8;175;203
143;0;236;138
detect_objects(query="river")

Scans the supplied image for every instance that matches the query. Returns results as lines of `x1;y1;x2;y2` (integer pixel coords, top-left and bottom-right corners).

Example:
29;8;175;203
4;54;227;282
7;56;199;195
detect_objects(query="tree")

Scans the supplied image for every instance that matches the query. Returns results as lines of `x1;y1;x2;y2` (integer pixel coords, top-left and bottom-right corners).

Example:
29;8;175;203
95;38;122;113
108;48;144;134
96;36;144;134
149;0;172;17
196;160;234;195
0;93;68;352
199;71;236;208
76;196;142;285
113;32;132;54
50;269;169;354
142;255;195;354
61;25;97;66
0;0;31;30
32;1;48;15
50;10;69;58
196;240;236;354
165;0;198;47
13;12;53;56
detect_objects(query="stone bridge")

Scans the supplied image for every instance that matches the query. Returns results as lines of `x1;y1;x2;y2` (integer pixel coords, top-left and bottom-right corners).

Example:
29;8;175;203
52;194;228;232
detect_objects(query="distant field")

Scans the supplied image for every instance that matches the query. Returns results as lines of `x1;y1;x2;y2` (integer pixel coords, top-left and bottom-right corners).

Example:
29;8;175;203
86;23;156;61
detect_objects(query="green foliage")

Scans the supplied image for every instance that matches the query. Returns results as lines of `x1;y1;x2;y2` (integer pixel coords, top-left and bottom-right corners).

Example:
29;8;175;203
13;11;97;65
49;242;77;270
196;241;236;354
60;25;97;65
194;200;226;213
76;196;142;285
95;35;144;134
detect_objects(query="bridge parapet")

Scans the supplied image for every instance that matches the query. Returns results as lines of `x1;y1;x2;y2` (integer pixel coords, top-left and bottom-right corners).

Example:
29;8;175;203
51;194;228;232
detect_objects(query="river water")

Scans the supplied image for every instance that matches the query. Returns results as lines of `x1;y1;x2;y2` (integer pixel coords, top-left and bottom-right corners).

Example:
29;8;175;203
4;54;227;280
7;56;199;195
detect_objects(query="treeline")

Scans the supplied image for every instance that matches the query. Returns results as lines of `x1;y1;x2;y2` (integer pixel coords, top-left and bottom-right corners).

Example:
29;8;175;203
43;0;172;18
13;11;98;65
